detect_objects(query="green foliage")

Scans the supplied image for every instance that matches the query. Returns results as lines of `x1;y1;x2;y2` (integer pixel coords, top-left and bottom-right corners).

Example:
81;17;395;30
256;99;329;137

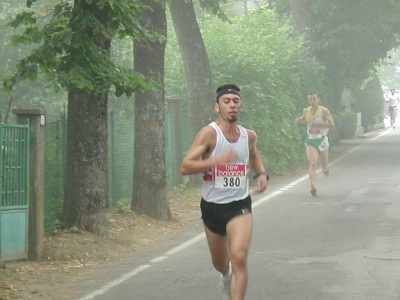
69;226;82;233
380;49;400;91
164;14;187;102
351;75;385;130
0;0;67;122
197;0;229;21
108;38;135;115
274;0;290;16
3;0;162;97
339;111;357;139
198;9;331;173
312;0;400;89
328;113;341;144
114;199;133;215
44;119;66;235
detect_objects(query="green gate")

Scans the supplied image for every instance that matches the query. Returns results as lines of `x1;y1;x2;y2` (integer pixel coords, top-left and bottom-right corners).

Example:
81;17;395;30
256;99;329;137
0;119;29;261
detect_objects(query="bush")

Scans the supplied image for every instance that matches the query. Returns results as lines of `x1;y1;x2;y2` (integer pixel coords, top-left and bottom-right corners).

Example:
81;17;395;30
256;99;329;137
327;113;341;145
200;9;331;174
165;9;337;174
351;76;385;131
339;111;357;139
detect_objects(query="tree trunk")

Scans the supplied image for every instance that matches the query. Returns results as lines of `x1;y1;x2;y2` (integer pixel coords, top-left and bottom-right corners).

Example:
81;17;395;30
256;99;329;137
62;0;111;238
131;0;170;220
289;0;314;57
63;88;110;238
169;0;215;187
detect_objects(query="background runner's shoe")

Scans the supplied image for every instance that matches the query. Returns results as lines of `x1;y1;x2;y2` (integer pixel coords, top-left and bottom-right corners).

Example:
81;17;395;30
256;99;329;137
323;168;329;176
310;185;317;196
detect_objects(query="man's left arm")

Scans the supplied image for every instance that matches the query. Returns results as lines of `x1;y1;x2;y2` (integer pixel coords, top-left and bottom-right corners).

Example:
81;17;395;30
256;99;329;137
248;130;267;194
323;108;336;128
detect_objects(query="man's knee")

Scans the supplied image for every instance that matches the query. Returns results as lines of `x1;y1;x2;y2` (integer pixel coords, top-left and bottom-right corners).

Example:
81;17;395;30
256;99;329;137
230;249;248;270
212;257;230;272
309;160;318;169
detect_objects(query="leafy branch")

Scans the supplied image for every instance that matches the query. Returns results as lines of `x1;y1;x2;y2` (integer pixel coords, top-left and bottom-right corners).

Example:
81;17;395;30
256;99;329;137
3;0;163;96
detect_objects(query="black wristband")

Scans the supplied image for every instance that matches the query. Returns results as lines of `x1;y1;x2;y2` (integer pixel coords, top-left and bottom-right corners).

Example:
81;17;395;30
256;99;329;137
253;172;269;181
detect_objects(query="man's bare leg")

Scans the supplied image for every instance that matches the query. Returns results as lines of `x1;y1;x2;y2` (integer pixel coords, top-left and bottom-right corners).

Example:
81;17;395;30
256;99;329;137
390;110;396;128
319;148;329;176
306;146;319;195
393;110;397;128
226;213;253;300
204;225;230;275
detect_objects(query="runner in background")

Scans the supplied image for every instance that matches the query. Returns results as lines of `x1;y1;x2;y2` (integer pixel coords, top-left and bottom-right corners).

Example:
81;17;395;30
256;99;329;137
295;92;335;196
386;89;399;129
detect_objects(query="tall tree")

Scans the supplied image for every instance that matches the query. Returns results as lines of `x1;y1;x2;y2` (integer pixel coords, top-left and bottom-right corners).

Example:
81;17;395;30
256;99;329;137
280;0;400;105
131;0;171;219
312;0;400;89
0;0;65;121
62;0;112;238
288;0;313;56
381;49;400;91
169;0;214;141
351;75;385;128
4;0;158;238
169;0;217;186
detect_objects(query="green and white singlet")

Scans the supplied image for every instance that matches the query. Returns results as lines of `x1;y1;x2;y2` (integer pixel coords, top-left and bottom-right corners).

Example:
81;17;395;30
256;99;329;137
305;106;329;151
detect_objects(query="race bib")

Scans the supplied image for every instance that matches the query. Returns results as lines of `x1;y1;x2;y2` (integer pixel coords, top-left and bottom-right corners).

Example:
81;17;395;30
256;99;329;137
215;164;247;189
308;128;322;139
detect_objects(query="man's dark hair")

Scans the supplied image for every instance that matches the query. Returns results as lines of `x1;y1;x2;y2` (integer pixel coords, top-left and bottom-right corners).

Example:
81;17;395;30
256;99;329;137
216;84;240;93
308;91;320;98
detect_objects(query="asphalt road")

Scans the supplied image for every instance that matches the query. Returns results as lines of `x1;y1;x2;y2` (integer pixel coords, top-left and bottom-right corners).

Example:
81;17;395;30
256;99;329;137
74;123;400;300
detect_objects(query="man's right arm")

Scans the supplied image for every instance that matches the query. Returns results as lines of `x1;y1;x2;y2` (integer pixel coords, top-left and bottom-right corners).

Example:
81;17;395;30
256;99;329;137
295;108;307;125
180;126;239;175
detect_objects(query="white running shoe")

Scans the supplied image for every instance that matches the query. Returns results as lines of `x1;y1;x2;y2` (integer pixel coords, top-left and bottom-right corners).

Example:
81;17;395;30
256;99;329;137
220;273;230;300
220;263;232;300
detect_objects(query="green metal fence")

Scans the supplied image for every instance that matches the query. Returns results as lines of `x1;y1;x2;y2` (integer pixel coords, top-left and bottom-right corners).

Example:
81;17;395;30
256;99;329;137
0;120;30;261
43;117;65;235
44;110;188;235
108;114;134;208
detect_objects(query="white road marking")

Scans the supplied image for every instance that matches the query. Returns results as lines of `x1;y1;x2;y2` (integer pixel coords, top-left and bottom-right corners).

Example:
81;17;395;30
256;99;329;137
78;265;150;300
78;234;206;299
150;256;167;263
166;232;205;255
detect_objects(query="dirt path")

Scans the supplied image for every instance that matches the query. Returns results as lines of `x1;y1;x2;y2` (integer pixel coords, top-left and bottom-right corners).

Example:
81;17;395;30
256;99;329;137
0;188;201;300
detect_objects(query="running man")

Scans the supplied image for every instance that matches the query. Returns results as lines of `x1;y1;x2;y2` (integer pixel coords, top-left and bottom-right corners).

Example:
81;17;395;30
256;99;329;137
386;89;399;128
180;84;268;300
295;91;335;196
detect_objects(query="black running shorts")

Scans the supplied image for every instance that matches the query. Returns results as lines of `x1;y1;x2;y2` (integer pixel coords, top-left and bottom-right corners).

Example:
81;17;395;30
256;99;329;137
200;195;252;236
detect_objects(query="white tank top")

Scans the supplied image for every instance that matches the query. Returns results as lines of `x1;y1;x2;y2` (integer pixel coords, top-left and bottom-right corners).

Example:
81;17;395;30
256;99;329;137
202;122;249;204
306;106;329;139
388;94;399;107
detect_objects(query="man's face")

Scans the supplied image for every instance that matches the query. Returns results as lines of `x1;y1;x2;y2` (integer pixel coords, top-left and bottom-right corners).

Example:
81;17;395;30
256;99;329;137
215;94;242;123
308;93;320;106
391;89;395;95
